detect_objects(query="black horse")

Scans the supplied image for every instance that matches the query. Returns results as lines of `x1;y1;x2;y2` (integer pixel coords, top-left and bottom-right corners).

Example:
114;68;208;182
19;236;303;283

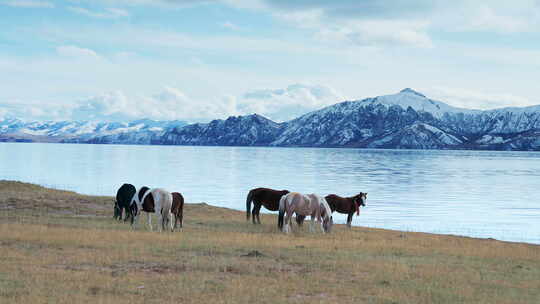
114;183;136;222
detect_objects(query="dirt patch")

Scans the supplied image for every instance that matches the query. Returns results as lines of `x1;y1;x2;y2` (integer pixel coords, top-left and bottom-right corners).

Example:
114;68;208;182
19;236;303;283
241;250;266;258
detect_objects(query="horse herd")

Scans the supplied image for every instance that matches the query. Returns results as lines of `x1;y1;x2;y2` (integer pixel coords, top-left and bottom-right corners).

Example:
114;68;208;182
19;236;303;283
114;184;368;233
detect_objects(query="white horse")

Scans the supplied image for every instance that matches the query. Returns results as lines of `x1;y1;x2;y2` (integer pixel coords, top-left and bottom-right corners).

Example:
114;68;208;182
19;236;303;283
278;192;333;234
131;187;174;232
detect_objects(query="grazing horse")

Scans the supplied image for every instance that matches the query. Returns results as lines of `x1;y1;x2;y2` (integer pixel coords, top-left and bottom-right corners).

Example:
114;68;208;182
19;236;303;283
129;186;153;227
246;187;306;225
171;192;184;231
325;192;368;228
114;183;136;222
142;188;173;232
278;192;333;234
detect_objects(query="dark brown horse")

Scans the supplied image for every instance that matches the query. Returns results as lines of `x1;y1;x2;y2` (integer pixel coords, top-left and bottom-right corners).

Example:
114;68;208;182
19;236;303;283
246;187;306;224
171;192;184;231
325;193;367;228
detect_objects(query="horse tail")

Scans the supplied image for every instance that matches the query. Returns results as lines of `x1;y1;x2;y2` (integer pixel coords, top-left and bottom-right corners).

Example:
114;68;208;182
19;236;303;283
246;189;255;221
278;195;286;230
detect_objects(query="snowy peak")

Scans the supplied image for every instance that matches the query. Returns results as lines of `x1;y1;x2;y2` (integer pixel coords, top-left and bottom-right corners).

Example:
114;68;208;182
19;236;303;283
361;88;478;117
0;118;187;144
399;88;426;98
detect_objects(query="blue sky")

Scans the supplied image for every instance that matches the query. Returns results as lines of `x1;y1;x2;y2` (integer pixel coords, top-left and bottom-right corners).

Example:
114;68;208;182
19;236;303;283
1;0;540;122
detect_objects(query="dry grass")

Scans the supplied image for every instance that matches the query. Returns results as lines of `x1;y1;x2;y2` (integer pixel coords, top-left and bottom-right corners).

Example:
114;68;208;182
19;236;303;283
1;180;539;303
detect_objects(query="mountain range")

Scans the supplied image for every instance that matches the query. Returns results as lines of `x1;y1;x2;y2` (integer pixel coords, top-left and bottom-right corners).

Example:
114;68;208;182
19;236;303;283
2;88;540;150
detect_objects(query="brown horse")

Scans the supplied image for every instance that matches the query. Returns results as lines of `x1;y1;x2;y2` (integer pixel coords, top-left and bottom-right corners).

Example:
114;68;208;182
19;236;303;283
246;187;306;224
171;192;184;231
325;192;367;228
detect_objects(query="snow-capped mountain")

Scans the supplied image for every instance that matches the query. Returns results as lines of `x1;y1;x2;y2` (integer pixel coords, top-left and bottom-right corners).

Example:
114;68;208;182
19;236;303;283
0;118;187;144
2;88;540;150
162;114;281;146
161;88;540;150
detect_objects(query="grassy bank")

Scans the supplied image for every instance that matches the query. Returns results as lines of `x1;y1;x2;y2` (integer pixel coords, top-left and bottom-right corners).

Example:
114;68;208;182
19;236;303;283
0;181;539;303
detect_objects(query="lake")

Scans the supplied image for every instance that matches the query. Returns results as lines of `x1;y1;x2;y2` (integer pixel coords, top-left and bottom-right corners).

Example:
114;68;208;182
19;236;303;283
1;142;539;244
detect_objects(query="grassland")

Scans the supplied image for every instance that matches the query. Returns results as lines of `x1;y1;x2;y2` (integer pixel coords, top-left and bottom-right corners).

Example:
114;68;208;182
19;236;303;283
0;180;539;303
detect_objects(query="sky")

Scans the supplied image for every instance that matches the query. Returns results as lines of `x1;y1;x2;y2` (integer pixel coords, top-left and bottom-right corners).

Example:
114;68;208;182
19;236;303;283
1;0;540;122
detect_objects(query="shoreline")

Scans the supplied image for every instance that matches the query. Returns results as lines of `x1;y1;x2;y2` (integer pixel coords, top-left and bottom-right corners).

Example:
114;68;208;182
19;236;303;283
3;178;540;246
1;180;540;303
1;179;538;247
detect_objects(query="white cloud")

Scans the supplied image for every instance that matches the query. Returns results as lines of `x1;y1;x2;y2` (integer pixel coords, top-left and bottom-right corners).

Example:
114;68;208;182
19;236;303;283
270;5;433;48
220;21;241;30
254;0;540;48
56;45;101;59
314;19;433;48
1;0;54;8
0;100;74;121
237;83;345;121
1;83;344;122
68;6;130;19
71;88;238;122
425;86;537;110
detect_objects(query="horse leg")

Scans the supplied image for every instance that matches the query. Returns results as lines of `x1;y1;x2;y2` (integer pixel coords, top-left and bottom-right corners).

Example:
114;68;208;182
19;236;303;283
319;215;325;233
147;213;153;231
282;212;288;233
179;209;183;229
309;216;316;233
252;203;262;224
161;211;166;232
284;211;292;233
347;212;353;228
124;206;130;222
288;217;293;233
157;212;163;233
169;212;174;232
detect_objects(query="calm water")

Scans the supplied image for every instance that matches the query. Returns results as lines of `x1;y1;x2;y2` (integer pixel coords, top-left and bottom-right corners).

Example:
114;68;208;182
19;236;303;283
1;142;539;244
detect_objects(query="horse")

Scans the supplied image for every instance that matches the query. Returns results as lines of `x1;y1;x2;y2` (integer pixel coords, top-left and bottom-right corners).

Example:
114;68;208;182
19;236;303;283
130;186;153;228
246;187;305;225
171;192;184;231
114;183;136;222
325;192;368;228
132;188;174;232
278;192;333;234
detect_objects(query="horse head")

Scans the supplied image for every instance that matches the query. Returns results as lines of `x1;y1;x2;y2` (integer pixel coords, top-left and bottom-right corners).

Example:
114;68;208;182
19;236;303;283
355;192;367;207
318;196;333;233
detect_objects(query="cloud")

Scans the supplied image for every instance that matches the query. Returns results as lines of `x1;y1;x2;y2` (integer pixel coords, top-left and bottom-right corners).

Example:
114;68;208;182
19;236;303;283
314;19;433;48
68;7;130;18
237;83;345;121
0;100;74;121
70;88;238;122
1;0;54;8
260;2;435;48
252;0;540;47
2;83;344;122
426;86;537;110
56;45;101;59
220;21;241;30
